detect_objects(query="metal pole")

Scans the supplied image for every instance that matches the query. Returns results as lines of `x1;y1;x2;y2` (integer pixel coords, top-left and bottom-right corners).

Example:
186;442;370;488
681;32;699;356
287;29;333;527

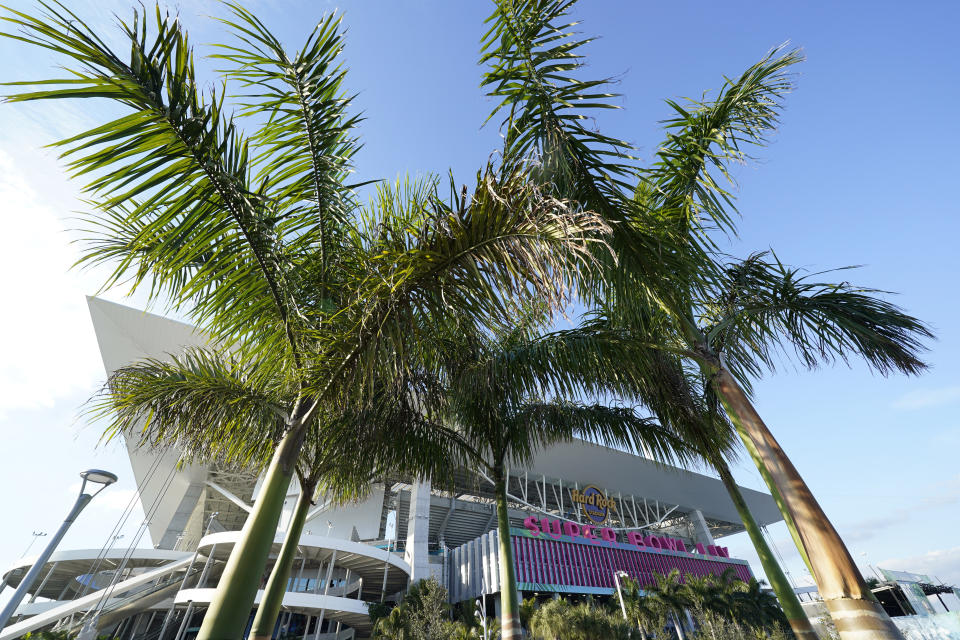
145;611;157;636
159;514;217;640
315;550;337;629
196;544;217;588
380;539;392;603
173;602;194;640
28;561;59;604
0;492;93;629
614;571;629;621
296;554;306;592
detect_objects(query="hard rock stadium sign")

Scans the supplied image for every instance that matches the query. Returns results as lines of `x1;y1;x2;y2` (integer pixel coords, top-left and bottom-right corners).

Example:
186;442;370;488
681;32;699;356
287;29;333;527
527;483;730;558
570;485;617;525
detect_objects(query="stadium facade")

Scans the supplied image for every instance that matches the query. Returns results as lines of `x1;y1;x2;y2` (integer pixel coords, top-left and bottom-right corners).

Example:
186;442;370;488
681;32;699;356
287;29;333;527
0;298;782;640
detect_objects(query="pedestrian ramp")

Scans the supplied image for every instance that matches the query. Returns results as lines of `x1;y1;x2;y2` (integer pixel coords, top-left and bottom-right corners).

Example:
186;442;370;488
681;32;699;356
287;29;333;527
0;556;196;640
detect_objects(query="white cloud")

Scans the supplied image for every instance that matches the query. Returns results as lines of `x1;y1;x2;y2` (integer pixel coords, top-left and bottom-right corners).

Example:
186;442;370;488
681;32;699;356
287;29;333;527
892;386;960;410
0;149;103;416
879;546;960;586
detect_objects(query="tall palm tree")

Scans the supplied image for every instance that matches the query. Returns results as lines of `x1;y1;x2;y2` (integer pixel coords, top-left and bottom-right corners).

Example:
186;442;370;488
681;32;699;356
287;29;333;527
97;349;455;637
623;344;815;639
648;571;692;640
433;318;697;640
248;400;434;640
2;4;612;639
477;3;932;638
672;253;929;639
477;2;814;630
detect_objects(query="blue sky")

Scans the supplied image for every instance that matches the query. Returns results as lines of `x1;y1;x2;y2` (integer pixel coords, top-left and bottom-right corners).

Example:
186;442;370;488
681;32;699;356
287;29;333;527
0;0;958;595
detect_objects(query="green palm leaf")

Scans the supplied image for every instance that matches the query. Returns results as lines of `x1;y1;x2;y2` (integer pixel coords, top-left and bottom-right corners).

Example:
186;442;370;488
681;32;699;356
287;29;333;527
90;348;288;468
2;2;302;357
704;252;933;379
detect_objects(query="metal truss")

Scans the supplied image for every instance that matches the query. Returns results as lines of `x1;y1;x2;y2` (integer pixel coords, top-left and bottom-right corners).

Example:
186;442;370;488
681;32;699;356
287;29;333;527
475;469;681;532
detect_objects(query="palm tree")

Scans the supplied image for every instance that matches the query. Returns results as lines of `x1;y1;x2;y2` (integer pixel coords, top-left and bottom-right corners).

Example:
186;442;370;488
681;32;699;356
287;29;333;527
519;596;538;634
673;253;929;639
373;607;410;640
2;5;612;639
433;317;697;640
648;571;692;640
249;400;433;640
477;3;931;638
683;573;727;617
618;576;659;640
97;349;453;637
529;598;571;640
730;577;787;631
628;349;815;639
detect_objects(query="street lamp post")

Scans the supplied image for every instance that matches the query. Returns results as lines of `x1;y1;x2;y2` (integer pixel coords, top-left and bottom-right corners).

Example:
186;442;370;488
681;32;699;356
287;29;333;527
0;469;117;630
613;570;630;620
0;533;48;596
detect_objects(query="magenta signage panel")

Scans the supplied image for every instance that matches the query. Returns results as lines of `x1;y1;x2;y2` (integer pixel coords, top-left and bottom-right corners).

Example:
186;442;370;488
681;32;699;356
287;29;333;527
511;526;752;594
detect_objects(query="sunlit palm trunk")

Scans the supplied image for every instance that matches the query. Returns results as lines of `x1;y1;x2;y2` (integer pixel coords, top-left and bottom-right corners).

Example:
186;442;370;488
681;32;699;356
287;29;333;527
714;459;817;640
196;423;306;640
249;482;314;640
494;474;522;640
712;368;904;640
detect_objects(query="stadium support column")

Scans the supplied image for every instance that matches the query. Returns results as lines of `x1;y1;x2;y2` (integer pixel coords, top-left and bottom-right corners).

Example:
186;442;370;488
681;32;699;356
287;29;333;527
404;480;431;583
691;510;714;547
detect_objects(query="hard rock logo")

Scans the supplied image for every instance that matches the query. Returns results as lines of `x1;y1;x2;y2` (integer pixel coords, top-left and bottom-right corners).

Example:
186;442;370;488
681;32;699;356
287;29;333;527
570;485;617;525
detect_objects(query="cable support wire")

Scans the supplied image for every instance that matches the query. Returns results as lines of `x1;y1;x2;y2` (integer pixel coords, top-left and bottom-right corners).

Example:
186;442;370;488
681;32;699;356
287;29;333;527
74;453;167;601
762;524;797;589
80;457;181;623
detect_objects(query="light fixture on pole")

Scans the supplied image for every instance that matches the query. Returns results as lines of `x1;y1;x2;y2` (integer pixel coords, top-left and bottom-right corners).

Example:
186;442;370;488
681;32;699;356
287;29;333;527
474;597;488;640
0;469;117;630
21;532;48;557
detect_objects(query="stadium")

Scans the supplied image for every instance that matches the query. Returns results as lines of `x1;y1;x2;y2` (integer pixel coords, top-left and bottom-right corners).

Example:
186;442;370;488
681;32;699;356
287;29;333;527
0;298;783;640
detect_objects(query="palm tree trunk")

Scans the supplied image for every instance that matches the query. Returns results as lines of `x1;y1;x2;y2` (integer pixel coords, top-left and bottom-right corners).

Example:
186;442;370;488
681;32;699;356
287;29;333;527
249;480;314;640
711;367;904;640
714;458;817;640
196;422;306;640
672;611;686;640
733;419;813;575
493;472;522;640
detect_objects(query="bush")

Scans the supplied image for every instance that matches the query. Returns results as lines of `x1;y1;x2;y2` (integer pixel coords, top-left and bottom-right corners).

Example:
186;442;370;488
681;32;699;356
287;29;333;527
529;598;632;640
372;577;478;640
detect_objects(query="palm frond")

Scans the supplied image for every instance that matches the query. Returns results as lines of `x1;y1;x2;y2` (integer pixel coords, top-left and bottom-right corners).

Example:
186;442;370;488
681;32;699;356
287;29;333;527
214;4;363;272
644;45;803;249
300;169;612;404
89;348;288;468
507;401;698;469
704;253;933;377
480;0;635;205
1;2;302;357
